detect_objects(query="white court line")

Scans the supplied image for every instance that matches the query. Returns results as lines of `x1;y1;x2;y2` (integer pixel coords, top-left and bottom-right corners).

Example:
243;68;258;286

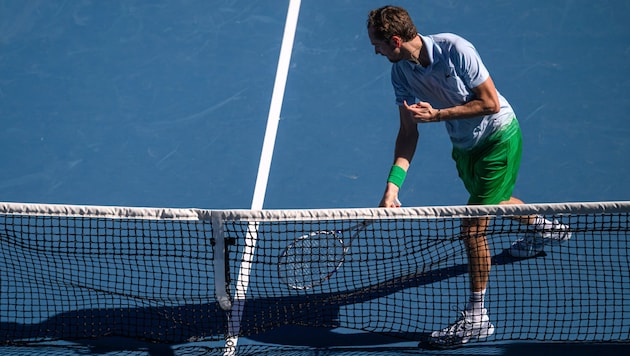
251;0;301;211
224;1;301;354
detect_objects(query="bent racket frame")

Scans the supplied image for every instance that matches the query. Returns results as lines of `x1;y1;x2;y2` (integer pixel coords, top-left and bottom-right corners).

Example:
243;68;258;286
277;220;372;290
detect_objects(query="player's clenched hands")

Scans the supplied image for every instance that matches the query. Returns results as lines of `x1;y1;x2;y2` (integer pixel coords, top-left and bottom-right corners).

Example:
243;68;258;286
403;100;441;123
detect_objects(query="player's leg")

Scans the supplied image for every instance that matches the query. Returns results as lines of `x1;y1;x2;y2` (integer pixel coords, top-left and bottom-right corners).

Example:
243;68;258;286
461;217;490;305
426;124;519;347
427;216;495;347
508;199;572;258
500;196;570;232
481;124;572;257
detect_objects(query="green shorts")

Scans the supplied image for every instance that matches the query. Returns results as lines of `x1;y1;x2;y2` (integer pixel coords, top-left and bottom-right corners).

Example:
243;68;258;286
452;118;522;205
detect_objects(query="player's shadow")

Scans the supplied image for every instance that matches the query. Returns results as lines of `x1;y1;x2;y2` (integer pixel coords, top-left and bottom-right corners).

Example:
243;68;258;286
0;248;527;352
246;248;526;346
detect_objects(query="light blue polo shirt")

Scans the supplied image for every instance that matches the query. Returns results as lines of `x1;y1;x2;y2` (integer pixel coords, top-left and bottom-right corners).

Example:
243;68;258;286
391;33;515;150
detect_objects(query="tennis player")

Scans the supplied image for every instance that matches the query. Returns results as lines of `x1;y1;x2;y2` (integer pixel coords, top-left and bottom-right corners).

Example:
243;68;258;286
366;5;571;347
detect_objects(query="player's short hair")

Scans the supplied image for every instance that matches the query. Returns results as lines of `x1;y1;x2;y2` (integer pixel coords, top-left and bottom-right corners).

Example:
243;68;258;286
367;6;418;42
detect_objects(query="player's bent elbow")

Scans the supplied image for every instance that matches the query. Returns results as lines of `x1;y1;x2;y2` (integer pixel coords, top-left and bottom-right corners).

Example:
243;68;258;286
484;102;501;115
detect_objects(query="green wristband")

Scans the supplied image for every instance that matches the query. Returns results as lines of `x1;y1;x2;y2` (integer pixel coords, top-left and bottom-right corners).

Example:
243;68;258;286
387;165;407;188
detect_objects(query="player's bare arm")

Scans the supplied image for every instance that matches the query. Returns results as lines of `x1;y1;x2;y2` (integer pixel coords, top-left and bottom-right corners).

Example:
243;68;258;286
393;105;418;169
379;106;418;208
403;77;501;123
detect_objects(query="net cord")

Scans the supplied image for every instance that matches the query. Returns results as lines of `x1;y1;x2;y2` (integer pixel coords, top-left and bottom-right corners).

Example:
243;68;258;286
2;201;629;222
218;201;630;223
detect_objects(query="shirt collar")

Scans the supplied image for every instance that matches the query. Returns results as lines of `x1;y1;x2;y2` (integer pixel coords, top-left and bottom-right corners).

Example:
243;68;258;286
419;34;436;66
403;34;438;73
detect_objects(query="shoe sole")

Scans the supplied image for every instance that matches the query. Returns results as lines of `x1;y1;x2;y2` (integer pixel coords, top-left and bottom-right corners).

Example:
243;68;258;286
424;322;495;348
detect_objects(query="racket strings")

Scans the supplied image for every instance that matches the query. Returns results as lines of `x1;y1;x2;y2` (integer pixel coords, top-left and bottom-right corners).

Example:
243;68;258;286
278;231;346;289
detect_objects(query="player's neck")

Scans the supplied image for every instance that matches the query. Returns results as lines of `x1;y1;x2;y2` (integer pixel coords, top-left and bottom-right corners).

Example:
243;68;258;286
406;35;428;67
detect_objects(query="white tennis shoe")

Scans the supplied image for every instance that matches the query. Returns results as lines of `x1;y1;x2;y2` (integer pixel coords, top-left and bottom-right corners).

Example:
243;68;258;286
509;219;572;258
427;308;495;347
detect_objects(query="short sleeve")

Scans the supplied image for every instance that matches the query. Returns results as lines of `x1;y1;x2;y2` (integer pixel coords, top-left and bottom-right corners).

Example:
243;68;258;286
391;64;416;106
451;38;490;89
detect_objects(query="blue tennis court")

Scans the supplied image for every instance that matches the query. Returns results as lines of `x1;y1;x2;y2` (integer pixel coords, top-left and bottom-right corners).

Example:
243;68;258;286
1;0;629;355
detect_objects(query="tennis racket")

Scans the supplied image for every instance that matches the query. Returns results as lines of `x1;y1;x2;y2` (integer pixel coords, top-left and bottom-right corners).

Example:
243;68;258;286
277;220;371;290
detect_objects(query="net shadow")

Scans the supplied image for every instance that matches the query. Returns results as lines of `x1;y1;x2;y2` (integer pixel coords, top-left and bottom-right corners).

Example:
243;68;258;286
0;247;527;348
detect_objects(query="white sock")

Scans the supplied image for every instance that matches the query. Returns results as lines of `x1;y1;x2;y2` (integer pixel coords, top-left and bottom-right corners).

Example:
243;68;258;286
466;290;486;319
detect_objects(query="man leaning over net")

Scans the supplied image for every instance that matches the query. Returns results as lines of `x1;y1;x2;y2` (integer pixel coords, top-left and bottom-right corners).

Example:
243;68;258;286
366;5;571;348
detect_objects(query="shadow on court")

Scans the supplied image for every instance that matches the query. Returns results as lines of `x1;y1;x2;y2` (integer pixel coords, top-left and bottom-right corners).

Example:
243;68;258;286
0;248;528;352
250;327;630;356
3;249;628;355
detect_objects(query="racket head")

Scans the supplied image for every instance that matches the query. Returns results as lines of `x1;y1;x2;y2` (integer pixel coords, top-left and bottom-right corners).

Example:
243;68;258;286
278;230;346;290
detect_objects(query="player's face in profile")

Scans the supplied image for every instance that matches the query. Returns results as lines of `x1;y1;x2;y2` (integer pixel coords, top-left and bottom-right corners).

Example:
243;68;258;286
368;27;403;63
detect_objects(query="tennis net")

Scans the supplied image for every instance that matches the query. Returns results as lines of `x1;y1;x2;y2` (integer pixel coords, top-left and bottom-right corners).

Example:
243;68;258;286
0;201;629;350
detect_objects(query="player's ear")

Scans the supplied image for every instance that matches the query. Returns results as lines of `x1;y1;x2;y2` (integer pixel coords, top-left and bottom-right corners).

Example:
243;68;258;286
390;35;403;48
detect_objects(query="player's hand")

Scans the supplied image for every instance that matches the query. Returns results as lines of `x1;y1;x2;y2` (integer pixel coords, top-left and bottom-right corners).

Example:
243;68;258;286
379;194;402;208
403;100;440;123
